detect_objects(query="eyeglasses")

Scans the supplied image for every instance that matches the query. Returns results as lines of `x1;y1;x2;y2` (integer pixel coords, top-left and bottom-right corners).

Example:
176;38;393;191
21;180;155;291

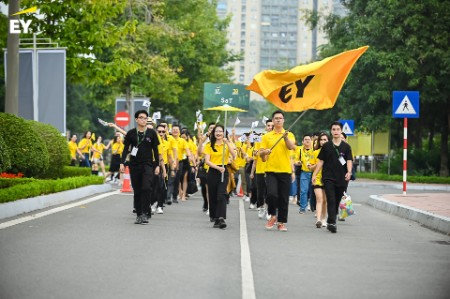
157;130;165;133
137;116;147;120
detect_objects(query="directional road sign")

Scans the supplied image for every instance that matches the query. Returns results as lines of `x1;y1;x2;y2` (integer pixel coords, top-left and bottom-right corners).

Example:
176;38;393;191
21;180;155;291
339;119;355;136
393;91;419;118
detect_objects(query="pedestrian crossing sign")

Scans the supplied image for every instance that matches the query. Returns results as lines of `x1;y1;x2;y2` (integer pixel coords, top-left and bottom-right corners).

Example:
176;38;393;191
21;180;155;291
393;91;419;118
339;120;354;136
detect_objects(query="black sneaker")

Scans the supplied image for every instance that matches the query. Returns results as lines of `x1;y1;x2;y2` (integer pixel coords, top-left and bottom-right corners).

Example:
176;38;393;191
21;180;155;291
173;199;179;204
327;223;337;233
134;216;143;224
338;217;346;222
166;199;172;205
132;209;136;214
219;218;227;229
213;219;220;228
141;214;149;224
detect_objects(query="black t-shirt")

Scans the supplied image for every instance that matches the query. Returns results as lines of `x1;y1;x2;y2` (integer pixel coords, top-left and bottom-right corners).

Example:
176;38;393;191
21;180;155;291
121;128;160;167
318;141;353;187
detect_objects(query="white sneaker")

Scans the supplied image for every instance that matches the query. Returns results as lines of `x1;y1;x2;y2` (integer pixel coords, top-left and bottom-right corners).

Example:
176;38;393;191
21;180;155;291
307;203;311;211
156;207;164;214
249;203;256;209
322;221;327;228
206;209;209;216
258;208;266;219
151;202;157;214
244;196;250;202
266;213;272;221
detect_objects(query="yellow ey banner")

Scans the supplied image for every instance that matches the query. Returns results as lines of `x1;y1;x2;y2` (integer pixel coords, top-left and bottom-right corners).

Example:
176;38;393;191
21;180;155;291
247;46;369;112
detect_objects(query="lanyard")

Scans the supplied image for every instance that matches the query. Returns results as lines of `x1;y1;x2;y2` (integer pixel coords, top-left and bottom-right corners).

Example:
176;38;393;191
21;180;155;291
136;128;147;147
333;143;341;158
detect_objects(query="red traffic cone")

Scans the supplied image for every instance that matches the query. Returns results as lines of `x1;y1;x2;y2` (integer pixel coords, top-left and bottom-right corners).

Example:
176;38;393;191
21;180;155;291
238;185;244;197
120;166;132;193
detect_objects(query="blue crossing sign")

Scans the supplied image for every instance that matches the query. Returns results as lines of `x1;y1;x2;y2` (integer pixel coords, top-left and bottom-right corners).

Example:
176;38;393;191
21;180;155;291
393;91;420;118
339;120;354;136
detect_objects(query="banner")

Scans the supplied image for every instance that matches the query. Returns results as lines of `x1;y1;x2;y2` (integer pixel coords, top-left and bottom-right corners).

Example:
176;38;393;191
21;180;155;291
247;46;369;112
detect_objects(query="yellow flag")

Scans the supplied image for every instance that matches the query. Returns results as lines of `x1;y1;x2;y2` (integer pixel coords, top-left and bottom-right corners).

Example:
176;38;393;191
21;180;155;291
247;46;369;112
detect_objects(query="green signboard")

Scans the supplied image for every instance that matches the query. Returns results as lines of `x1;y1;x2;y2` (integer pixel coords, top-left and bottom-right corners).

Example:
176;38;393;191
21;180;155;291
203;83;250;110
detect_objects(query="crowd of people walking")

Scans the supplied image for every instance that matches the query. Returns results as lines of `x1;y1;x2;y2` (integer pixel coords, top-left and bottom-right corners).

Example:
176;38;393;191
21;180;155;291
68;110;354;233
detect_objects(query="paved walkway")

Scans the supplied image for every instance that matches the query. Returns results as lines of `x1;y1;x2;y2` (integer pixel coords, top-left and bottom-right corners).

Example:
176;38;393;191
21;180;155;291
351;179;450;235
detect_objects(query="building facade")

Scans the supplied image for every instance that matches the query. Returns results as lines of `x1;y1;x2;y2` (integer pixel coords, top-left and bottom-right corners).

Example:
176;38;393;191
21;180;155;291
217;0;345;100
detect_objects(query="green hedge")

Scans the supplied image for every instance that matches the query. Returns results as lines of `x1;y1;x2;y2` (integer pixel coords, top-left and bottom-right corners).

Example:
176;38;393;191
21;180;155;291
61;166;93;178
0;113;49;177
0;134;11;172
27;120;71;179
0;178;36;189
0;176;105;203
357;172;450;184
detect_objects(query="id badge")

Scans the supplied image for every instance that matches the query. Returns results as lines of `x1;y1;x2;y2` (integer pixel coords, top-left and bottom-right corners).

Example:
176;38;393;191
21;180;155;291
339;156;346;165
131;146;138;157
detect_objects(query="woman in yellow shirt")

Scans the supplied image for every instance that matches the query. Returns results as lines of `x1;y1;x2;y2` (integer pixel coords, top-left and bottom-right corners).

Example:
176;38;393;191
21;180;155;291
68;134;81;166
104;135;123;183
91;136;109;177
310;132;330;228
204;125;236;229
78;131;93;168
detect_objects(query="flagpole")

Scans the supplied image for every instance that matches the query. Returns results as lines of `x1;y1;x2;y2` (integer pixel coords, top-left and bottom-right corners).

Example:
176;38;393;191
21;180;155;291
221;110;227;182
269;110;308;150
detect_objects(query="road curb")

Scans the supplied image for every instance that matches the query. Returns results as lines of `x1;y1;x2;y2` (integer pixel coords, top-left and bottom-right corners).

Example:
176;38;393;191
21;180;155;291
368;195;450;235
0;184;112;220
351;181;450;191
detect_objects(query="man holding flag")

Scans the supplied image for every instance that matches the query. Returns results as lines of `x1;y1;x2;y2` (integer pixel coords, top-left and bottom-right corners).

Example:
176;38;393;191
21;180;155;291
259;110;296;232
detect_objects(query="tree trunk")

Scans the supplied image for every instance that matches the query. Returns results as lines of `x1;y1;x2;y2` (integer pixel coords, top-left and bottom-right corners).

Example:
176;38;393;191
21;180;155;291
5;0;20;115
428;117;435;151
439;102;449;177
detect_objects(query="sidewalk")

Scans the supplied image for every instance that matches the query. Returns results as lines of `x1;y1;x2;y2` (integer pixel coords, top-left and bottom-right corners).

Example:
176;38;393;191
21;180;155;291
351;179;450;235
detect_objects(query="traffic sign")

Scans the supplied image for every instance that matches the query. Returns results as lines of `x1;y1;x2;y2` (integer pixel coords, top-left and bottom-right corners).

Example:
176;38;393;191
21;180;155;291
203;83;250;110
115;111;130;127
393;91;419;118
339;120;355;136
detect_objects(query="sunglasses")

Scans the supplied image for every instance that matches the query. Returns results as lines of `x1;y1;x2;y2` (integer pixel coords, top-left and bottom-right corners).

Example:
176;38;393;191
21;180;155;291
157;130;166;133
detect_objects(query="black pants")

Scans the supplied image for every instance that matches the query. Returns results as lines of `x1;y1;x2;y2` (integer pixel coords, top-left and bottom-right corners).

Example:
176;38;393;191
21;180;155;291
265;172;290;223
151;166;167;208
323;181;346;225
200;177;208;210
129;163;154;217
171;160;184;200
207;168;229;220
249;177;257;205
256;173;266;208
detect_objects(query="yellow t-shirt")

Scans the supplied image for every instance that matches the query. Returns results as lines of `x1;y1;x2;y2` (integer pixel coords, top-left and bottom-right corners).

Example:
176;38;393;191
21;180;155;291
188;139;197;165
260;130;296;173
312;148;323;186
92;143;105;159
78;138;92;154
173;136;188;160
300;146;315;172
233;141;246;168
158;137;169;164
68;141;78;159
111;142;123;156
254;142;267;174
204;142;231;166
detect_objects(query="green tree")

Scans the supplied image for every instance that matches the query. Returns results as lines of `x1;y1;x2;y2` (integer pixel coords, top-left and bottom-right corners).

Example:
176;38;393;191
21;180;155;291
307;0;450;176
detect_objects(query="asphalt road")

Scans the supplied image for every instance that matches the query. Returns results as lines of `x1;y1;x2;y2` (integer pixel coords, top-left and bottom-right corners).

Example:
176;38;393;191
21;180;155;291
1;185;449;299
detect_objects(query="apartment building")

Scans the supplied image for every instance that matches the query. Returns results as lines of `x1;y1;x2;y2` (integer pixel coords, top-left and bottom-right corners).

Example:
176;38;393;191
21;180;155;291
217;0;345;100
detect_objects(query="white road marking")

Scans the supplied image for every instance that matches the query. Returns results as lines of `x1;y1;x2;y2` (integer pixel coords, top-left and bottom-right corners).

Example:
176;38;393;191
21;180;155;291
0;191;119;230
239;199;256;299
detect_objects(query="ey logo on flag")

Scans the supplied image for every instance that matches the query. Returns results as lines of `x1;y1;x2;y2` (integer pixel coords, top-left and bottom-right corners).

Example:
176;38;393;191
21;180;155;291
9;6;37;34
